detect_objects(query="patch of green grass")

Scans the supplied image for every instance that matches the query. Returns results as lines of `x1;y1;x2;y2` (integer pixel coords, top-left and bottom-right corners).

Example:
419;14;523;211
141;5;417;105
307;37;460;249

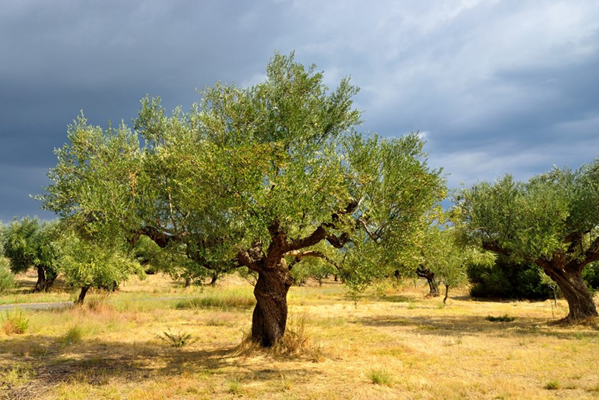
174;290;255;310
368;369;394;386
61;326;84;346
544;380;561;390
486;314;515;322
0;364;36;388
227;378;243;395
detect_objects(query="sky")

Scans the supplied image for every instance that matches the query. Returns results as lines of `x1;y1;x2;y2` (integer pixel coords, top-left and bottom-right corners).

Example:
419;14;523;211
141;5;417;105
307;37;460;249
1;0;598;221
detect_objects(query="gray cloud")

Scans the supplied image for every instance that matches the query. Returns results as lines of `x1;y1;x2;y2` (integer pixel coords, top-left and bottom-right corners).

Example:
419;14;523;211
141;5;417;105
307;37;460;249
1;0;598;219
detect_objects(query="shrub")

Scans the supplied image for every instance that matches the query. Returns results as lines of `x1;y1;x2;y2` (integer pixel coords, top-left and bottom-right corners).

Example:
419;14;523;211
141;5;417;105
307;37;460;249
468;259;554;300
158;330;198;348
2;310;29;335
0;258;15;293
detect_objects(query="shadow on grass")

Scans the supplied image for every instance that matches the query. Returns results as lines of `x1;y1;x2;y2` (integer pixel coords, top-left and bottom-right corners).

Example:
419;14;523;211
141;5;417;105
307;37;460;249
0;330;322;399
354;314;599;340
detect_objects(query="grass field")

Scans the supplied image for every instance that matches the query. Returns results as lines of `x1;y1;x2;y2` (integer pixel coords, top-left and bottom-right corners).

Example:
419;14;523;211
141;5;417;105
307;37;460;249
1;272;598;399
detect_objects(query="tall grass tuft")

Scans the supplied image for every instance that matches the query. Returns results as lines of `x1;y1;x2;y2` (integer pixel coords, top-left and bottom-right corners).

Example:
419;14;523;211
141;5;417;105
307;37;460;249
158;330;198;348
235;314;325;361
368;368;394;386
2;310;29;335
174;290;255;310
61;326;84;346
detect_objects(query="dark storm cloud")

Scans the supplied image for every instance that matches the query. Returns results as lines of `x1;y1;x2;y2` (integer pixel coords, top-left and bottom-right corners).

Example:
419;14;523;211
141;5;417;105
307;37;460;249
1;0;599;219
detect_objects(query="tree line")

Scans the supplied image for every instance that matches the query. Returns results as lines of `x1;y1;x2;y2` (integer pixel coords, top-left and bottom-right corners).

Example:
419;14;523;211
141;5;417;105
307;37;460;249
1;53;597;347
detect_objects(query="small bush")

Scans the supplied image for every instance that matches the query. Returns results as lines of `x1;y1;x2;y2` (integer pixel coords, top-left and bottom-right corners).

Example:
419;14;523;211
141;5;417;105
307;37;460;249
486;314;515;322
368;369;394;386
2;310;29;335
158;330;198;348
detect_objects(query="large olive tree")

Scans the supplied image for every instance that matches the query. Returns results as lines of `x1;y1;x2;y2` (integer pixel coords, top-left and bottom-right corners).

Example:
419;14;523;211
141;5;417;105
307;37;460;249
453;163;599;321
41;53;444;346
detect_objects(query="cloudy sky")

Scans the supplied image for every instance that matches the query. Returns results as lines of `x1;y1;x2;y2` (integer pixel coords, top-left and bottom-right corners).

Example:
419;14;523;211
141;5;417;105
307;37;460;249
1;0;598;221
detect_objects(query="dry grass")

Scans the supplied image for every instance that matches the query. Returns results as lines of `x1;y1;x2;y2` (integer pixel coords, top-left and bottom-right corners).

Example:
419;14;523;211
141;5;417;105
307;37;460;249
0;273;598;399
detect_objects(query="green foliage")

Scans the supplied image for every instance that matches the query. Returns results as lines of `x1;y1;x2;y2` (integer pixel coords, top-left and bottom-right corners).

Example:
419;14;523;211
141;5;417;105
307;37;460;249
582;262;599;289
2;310;29;335
57;230;144;293
0;258;15;293
468;259;555;300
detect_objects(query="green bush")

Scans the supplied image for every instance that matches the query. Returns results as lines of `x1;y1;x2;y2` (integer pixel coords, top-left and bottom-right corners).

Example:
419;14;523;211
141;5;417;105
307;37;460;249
583;262;599;290
0;258;15;293
468;258;554;300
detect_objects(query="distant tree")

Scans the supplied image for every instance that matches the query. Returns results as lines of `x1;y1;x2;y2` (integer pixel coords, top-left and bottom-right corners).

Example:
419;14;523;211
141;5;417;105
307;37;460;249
453;163;599;321
3;217;59;292
417;225;492;303
40;53;444;346
57;230;144;304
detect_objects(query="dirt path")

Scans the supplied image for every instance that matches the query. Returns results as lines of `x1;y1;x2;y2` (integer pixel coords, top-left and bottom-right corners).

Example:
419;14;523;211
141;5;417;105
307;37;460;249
0;302;74;312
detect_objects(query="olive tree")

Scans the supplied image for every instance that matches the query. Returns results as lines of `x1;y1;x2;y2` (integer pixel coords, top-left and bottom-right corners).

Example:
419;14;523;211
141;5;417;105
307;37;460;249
3;217;59;292
57;231;144;303
41;53;444;346
453;163;599;321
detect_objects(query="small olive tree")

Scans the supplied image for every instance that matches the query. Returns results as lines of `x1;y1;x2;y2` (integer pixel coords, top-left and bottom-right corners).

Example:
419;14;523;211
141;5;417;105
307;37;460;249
57;231;144;303
3;217;59;292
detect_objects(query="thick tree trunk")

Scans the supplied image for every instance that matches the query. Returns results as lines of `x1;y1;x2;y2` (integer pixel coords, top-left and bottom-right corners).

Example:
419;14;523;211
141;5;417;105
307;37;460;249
541;263;598;320
76;286;90;304
416;265;439;297
251;266;292;347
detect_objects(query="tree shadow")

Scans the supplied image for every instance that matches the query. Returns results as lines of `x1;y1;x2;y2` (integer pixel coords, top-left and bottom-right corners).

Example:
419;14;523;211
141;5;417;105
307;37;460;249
0;332;323;399
353;314;599;340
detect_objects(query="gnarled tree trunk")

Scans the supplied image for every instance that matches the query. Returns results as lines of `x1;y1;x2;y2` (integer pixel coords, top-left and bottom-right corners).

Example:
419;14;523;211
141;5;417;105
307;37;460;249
539;261;598;320
416;265;439;297
251;264;292;347
34;266;47;292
